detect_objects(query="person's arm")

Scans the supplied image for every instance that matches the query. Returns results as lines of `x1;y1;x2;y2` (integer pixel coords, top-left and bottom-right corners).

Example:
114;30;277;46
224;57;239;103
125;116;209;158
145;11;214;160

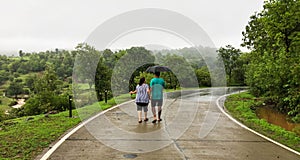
149;80;153;99
147;84;151;99
129;90;137;94
130;85;138;94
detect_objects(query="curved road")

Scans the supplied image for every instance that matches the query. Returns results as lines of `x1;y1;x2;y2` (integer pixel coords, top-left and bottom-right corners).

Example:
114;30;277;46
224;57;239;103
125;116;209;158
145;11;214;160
38;88;300;160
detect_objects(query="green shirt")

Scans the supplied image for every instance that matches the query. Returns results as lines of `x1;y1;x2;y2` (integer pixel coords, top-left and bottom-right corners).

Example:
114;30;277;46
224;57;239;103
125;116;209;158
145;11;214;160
150;77;165;100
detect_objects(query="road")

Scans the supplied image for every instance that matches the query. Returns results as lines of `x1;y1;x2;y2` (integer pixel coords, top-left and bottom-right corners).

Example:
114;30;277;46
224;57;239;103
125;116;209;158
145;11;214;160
38;88;300;160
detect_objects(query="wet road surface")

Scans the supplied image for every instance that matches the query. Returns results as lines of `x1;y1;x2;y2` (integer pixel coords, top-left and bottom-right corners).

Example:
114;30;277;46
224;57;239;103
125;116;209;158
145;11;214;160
39;88;300;160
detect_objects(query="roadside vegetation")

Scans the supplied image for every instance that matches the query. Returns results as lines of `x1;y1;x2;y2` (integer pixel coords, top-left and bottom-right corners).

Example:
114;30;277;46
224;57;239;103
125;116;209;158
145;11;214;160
0;98;124;160
225;92;300;152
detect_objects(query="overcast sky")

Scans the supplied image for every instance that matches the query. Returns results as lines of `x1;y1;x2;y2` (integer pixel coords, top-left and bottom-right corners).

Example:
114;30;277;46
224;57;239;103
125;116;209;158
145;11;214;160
0;0;264;55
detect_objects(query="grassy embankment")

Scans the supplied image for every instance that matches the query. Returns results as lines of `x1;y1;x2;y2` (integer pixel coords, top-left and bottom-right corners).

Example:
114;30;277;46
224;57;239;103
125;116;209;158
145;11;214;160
224;92;300;152
0;95;130;160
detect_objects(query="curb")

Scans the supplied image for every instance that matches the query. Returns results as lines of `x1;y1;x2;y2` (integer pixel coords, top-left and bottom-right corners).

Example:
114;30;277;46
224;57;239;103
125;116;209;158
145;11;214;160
216;92;300;156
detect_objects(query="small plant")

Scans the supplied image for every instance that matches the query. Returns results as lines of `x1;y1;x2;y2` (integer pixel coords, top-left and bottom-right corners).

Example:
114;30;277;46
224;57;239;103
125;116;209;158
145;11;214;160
291;114;300;123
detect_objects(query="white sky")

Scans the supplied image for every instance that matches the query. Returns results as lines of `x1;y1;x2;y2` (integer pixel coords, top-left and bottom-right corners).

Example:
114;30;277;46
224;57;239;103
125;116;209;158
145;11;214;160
0;0;264;55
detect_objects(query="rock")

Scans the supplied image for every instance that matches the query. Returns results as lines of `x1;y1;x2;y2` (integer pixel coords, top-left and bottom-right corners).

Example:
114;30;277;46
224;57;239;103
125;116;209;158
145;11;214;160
25;117;34;121
48;110;58;114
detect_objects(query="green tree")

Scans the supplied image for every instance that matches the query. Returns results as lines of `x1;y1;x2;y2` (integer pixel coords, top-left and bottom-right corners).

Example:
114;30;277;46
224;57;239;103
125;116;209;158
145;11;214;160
217;45;242;85
162;54;196;88
8;60;20;73
23;65;65;115
6;81;23;99
111;47;155;95
242;0;300;115
73;43;101;89
195;66;211;87
0;70;9;85
34;65;60;94
25;75;36;92
94;57;111;101
102;49;116;68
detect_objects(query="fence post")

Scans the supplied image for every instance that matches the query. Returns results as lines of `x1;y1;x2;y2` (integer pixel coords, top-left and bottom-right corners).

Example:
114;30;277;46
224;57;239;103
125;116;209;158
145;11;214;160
69;95;72;118
105;90;108;103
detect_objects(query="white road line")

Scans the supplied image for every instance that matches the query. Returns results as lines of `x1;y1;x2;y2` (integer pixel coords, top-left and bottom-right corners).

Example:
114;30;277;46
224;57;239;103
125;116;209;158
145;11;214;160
216;93;300;156
40;100;134;160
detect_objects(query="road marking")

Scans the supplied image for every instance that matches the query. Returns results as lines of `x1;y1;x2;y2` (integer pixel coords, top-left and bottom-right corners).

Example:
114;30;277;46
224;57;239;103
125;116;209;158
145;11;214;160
216;93;300;156
39;100;134;160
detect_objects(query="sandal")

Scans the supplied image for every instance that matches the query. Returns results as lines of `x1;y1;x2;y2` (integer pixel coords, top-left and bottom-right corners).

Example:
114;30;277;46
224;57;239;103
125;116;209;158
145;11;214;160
144;118;148;122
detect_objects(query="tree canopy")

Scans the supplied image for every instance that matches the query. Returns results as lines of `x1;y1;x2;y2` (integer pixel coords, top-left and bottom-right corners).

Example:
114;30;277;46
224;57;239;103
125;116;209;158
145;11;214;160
242;0;300;116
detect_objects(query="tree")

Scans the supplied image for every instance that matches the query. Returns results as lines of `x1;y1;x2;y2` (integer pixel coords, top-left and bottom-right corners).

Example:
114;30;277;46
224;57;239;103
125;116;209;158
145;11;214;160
34;64;60;94
94;57;111;101
162;54;196;88
6;81;23;99
8;60;21;73
102;49;116;68
242;0;300;115
19;50;24;57
217;45;242;85
73;43;101;89
23;65;66;115
0;70;9;85
111;47;155;95
195;67;211;87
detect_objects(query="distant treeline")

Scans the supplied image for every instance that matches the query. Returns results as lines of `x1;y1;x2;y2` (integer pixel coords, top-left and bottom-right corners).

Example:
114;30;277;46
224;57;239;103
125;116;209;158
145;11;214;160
0;44;230;120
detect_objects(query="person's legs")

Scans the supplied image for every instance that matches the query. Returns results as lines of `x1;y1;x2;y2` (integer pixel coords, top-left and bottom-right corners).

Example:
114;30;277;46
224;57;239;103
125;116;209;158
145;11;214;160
157;99;163;121
151;107;156;118
138;111;142;123
157;106;162;121
143;106;148;121
137;105;142;123
151;100;157;123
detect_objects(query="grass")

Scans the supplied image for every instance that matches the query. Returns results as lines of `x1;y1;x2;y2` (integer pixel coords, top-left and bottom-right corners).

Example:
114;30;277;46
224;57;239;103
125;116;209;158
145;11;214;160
225;92;300;152
0;111;81;159
0;96;14;111
0;95;131;160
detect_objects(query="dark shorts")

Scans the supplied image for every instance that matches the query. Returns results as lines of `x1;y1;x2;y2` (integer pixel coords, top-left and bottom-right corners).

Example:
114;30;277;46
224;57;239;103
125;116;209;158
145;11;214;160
151;99;163;107
136;102;148;112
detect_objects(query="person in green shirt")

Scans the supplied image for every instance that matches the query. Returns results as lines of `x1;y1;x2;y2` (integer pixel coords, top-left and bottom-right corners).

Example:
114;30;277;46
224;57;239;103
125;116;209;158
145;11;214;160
149;72;165;123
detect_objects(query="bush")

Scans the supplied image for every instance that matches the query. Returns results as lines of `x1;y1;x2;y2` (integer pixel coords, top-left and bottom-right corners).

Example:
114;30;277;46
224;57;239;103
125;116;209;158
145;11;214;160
23;96;43;115
292;114;300;123
22;94;71;116
9;107;25;118
51;95;70;111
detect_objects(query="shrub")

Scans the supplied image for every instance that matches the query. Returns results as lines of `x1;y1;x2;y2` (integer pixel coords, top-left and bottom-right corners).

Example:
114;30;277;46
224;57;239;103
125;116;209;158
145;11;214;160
51;95;70;111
